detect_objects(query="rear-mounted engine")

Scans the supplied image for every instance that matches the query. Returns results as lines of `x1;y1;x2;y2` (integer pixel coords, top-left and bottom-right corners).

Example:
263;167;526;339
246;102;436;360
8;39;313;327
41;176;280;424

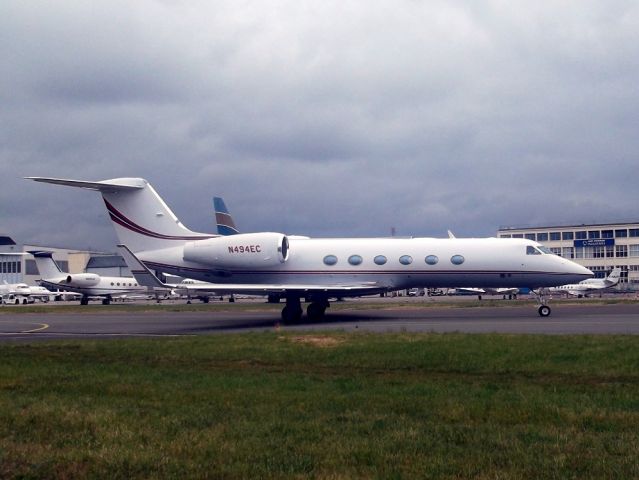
64;273;100;287
183;232;289;268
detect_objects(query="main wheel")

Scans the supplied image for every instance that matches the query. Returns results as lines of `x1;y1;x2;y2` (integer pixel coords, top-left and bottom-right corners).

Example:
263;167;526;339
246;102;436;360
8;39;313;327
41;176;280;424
538;305;551;317
306;303;327;321
281;305;303;323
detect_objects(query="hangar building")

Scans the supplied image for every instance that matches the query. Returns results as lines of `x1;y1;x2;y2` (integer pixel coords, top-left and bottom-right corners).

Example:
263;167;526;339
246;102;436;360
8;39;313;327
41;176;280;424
498;222;639;291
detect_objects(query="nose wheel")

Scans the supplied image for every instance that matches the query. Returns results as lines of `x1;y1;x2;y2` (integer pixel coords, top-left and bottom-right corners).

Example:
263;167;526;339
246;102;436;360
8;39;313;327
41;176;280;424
538;305;551;317
532;289;552;317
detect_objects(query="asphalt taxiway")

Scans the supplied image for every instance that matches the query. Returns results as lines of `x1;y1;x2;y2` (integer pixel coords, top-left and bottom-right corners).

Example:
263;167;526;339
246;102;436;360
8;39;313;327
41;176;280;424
2;302;639;341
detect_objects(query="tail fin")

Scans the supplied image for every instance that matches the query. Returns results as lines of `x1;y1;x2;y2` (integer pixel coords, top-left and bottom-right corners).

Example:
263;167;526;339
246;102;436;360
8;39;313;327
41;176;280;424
604;267;622;286
213;197;239;235
27;177;217;252
28;251;65;278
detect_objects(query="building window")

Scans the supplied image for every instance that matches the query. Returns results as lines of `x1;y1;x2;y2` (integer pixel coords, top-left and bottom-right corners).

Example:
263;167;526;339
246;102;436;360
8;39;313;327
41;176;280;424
500;234;511;238
450;255;465;265
512;234;523;238
561;247;575;259
549;232;561;241
374;255;387;265
399;255;413;265
602;230;614;239
574;247;584;258
550;247;561;256
575;231;587;240
323;255;338;266
25;260;38;275
562;231;574;240
537;233;548;242
616;229;628;238
425;255;439;265
588;230;600;239
630;229;639;237
629;245;639;257
606;246;614;258
524;234;536;240
616;245;628;258
348;255;363;266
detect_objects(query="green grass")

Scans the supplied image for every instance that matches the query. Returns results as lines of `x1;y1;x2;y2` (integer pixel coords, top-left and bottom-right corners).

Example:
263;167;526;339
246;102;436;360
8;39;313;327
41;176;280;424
2;333;639;478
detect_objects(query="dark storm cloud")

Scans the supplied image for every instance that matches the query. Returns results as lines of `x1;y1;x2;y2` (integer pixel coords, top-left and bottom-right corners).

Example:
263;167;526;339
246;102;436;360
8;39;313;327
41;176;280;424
1;0;639;250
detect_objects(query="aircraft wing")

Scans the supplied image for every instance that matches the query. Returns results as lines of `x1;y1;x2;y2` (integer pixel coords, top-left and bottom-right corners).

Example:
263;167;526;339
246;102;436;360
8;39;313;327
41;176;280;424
117;245;384;297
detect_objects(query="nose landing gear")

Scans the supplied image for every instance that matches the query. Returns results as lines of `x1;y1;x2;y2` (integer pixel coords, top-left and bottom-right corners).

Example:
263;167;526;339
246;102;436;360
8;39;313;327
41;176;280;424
532;289;552;317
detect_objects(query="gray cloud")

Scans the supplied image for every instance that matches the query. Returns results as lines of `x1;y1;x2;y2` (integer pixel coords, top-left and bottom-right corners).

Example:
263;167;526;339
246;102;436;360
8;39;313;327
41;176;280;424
2;0;639;250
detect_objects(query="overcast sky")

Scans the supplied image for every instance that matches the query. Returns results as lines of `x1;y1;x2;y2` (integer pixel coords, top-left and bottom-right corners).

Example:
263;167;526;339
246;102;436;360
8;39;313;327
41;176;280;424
1;1;638;251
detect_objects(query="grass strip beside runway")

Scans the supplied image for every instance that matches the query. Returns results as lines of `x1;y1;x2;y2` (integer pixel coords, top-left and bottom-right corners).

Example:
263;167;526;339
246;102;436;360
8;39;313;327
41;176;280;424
1;333;639;478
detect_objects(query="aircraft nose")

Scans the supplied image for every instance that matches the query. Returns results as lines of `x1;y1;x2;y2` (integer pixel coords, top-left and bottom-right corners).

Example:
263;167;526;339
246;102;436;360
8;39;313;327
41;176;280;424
569;262;593;281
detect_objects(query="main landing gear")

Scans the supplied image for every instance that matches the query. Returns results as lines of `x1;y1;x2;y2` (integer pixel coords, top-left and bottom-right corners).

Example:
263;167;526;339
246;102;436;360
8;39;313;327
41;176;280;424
280;297;330;323
532;289;551;317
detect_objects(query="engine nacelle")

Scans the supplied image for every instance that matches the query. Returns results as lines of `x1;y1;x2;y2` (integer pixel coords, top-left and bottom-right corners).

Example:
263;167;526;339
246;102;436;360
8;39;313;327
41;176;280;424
64;273;101;287
183;232;289;268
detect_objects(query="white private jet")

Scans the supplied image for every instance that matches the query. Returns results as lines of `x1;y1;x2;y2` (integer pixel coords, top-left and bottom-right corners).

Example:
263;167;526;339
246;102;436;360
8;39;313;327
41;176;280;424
29;251;148;305
448;287;520;299
27;176;592;320
548;267;621;297
0;281;54;304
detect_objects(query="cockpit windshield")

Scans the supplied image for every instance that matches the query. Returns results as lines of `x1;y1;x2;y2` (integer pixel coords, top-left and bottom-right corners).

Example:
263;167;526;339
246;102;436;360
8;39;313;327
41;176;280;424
526;245;553;255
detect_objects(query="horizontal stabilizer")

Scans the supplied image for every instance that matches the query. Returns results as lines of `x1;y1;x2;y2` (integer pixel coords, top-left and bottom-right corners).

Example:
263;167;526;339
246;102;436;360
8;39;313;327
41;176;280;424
117;245;168;289
26;177;146;192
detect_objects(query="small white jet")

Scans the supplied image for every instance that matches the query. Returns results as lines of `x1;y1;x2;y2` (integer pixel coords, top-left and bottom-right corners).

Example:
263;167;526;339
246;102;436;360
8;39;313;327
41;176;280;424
29;251;147;305
27;176;593;319
0;281;54;304
548;267;621;297
448;287;520;299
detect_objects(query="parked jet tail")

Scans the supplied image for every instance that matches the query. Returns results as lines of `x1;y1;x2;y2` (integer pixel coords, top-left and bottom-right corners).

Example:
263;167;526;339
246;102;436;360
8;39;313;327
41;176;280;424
26;177;217;253
604;267;622;286
28;251;65;279
213;197;239;235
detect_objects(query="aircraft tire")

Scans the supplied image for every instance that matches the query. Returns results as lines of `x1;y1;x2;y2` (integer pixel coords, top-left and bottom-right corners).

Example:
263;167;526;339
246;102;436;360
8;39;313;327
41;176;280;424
80;297;89;306
538;305;551;317
307;303;326;321
281;305;303;323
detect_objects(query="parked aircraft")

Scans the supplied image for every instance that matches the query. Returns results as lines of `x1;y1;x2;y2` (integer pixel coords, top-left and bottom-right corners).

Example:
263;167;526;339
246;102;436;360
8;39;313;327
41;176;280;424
29;251;148;305
0;281;53;304
548;267;621;297
449;287;520;299
28;176;592;319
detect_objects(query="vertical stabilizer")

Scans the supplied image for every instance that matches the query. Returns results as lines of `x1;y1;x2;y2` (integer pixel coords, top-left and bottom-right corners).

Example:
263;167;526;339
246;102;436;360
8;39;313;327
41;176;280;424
213;197;239;235
27;177;217;252
604;267;622;286
28;251;65;278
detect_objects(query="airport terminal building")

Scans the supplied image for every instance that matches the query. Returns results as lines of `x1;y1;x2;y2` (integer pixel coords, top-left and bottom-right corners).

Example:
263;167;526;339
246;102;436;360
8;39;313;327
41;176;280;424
498;222;639;291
